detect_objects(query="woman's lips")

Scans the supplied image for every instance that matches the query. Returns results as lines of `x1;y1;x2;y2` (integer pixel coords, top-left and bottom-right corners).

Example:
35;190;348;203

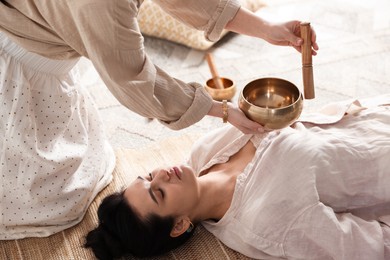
173;166;181;180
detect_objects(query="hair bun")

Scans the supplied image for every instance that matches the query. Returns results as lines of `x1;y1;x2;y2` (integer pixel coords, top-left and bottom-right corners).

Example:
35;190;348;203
85;224;125;260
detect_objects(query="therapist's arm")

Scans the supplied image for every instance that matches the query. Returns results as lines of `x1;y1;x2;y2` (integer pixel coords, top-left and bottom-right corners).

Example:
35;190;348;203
225;7;319;55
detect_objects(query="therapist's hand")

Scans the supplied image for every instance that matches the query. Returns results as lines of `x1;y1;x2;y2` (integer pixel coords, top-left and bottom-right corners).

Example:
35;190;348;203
226;8;319;55
228;103;265;134
263;20;319;55
208;100;264;134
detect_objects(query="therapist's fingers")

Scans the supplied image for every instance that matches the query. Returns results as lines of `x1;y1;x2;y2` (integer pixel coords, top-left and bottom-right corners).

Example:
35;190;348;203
228;106;265;134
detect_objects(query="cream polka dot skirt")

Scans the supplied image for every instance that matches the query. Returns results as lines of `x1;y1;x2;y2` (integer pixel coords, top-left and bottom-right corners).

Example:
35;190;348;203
0;33;115;239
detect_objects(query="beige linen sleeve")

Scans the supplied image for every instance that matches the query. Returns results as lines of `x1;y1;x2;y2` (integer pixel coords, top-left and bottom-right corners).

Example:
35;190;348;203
68;0;213;130
153;0;241;41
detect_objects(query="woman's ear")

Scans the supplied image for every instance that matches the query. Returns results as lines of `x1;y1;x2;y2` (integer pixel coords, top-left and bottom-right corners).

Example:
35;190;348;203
170;217;191;237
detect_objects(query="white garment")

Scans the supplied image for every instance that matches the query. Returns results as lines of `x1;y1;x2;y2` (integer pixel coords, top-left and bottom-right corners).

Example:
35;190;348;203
0;33;115;239
188;97;390;260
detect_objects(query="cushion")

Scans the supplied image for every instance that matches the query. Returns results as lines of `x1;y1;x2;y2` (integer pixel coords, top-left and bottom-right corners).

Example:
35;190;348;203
0;133;252;260
138;0;265;50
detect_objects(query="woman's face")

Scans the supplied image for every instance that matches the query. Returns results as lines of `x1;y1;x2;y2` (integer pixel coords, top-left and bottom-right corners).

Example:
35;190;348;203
124;164;200;219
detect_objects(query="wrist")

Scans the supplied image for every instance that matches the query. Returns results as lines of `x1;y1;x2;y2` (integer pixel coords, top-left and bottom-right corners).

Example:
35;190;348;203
222;100;228;123
207;100;230;123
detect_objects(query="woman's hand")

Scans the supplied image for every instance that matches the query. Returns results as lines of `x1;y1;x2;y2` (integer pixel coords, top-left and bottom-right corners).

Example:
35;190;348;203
227;102;265;134
263;20;319;55
207;100;264;134
226;8;319;55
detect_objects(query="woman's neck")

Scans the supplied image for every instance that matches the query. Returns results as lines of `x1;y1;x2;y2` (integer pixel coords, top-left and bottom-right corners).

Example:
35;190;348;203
192;141;256;221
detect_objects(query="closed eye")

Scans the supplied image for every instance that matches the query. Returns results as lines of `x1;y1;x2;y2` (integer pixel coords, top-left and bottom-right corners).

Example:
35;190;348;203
158;189;164;199
148;173;164;199
137;175;159;205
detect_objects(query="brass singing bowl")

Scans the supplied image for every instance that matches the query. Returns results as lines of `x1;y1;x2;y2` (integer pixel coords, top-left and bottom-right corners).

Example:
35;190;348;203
238;78;303;130
205;77;236;101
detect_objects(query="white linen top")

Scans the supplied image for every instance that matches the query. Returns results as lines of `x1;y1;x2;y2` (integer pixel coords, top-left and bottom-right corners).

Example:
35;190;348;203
188;96;390;260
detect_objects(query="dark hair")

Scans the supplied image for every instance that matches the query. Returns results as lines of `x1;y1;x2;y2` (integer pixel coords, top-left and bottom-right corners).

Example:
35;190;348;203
85;192;196;260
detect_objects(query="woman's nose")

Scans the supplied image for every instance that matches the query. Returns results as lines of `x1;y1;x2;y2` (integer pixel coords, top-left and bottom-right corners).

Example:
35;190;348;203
150;169;170;190
152;169;171;183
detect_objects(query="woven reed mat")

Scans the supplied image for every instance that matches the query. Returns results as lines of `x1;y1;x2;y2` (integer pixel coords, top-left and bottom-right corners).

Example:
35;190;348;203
0;133;252;260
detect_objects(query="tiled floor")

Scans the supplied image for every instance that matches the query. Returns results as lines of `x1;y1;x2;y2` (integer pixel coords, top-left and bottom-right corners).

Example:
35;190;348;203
77;0;390;149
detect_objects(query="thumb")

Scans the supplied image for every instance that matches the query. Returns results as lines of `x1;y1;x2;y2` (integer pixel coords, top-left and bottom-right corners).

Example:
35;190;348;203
290;36;303;47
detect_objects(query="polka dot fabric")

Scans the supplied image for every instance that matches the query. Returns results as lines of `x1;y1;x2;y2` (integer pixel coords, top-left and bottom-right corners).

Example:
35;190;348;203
0;33;116;239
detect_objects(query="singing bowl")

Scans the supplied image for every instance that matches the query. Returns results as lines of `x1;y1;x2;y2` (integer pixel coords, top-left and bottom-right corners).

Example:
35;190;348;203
238;77;303;130
205;77;236;101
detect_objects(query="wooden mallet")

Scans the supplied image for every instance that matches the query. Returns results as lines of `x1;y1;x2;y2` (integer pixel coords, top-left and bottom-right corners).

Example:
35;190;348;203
300;22;315;99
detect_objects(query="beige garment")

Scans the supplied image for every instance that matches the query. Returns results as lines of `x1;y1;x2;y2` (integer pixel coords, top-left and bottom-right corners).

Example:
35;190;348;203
0;0;240;129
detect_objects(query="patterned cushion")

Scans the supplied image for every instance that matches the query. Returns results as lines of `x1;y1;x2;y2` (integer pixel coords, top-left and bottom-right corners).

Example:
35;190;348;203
138;0;265;50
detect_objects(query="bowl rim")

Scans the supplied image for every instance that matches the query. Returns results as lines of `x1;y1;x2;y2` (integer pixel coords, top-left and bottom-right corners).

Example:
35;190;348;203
239;77;303;111
205;77;236;91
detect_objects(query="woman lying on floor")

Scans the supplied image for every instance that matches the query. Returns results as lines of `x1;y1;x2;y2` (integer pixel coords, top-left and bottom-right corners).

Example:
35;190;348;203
86;95;390;260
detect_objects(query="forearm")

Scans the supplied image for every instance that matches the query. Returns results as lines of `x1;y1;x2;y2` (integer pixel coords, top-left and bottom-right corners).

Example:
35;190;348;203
225;7;269;40
226;7;318;53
